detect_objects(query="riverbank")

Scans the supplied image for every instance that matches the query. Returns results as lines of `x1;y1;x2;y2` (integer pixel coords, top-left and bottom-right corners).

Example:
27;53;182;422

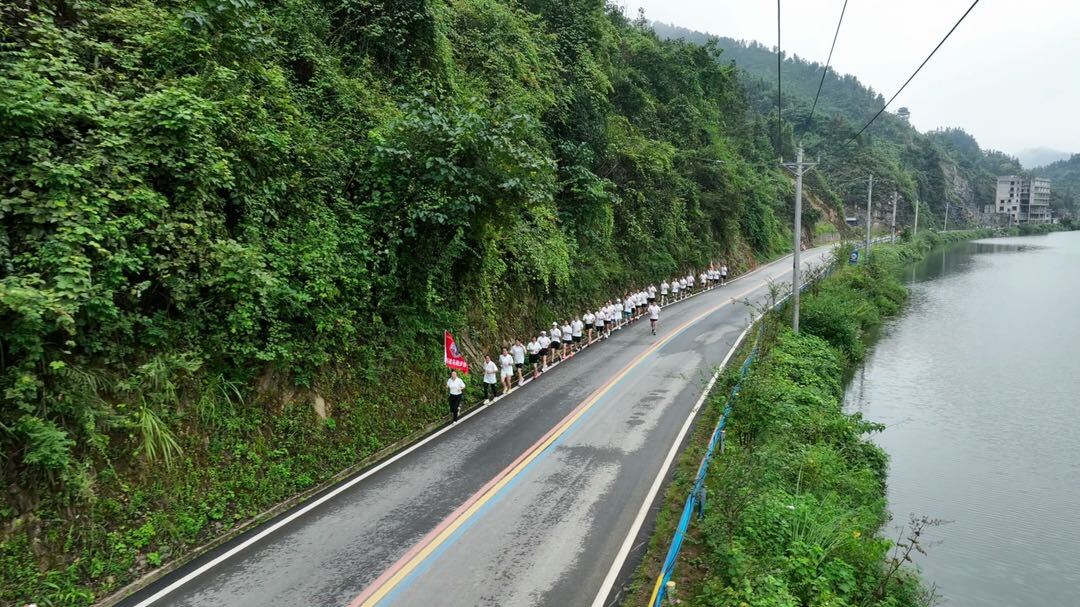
844;229;1080;605
624;229;1008;607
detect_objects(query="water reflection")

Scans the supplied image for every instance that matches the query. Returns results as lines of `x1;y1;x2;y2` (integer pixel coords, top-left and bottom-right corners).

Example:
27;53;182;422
846;231;1080;607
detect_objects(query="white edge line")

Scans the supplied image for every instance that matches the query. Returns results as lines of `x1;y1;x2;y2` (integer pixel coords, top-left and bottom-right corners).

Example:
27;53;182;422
130;387;509;606
130;248;814;607
588;247;838;607
587;319;755;607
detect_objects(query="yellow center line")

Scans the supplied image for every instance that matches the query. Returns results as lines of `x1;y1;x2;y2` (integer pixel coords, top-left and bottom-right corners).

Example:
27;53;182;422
353;273;787;607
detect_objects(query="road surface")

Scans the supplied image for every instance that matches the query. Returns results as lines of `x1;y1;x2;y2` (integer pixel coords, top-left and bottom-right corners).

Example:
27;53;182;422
118;244;837;607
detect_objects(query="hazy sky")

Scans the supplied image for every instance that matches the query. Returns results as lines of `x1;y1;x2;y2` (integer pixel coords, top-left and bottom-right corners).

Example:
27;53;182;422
617;0;1077;155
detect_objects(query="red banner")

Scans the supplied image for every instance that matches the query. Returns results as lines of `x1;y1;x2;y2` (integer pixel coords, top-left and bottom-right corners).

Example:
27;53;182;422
444;331;469;374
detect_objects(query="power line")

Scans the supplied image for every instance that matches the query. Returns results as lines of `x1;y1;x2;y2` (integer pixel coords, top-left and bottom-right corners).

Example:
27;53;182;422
776;0;782;156
847;0;981;144
803;0;849;138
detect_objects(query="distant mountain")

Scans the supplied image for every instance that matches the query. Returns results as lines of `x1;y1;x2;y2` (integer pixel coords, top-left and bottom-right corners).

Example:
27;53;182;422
650;20;1028;222
1016;147;1071;169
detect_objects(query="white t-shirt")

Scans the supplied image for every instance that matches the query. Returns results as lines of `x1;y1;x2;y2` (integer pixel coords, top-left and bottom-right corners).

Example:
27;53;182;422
649;285;657;297
447;377;466;395
538;335;551;349
721;265;728;276
499;353;513;373
687;275;694;286
624;299;633;313
679;278;687;289
700;273;707;284
483;360;498;384
511;344;526;364
562;323;572;339
648;304;661;320
584;312;595;325
661;281;669;294
595;311;605;326
672;281;680;292
572;320;583;337
527;340;541;355
550;327;562;342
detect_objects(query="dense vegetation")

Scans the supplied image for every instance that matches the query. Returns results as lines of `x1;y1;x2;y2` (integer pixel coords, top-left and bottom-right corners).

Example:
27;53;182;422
1035;154;1080;214
651;22;1038;226
1;0;1060;602
1;1;804;603
632;232;996;607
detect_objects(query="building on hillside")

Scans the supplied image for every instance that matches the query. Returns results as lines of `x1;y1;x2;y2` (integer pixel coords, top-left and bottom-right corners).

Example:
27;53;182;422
993;176;1052;223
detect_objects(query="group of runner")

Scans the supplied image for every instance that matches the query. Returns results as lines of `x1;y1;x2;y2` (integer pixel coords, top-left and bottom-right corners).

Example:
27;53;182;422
446;264;730;421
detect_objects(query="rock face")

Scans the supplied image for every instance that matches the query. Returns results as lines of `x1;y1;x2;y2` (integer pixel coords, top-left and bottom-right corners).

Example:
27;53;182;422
941;160;979;224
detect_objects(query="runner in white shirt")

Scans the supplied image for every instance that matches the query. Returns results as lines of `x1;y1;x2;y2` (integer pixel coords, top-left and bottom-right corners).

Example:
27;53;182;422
648;302;661;335
594;308;606;339
549;322;563;362
482;355;499;403
678;277;688;298
623;296;633;325
660;280;670;305
511;339;527;385
686;274;695;294
721;264;728;285
527;337;542;379
538;331;551;370
499;348;514;394
571;317;584;352
613;297;623;329
446;371;466;422
699;272;707;293
648;284;657;307
671;278;680;300
561;321;573;358
583;311;596;343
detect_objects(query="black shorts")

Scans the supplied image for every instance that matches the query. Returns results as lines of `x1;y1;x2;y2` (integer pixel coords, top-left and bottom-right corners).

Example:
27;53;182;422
551;340;561;349
515;362;524;370
648;296;655;303
573;335;581;342
585;322;593;330
529;353;539;364
539;347;548;357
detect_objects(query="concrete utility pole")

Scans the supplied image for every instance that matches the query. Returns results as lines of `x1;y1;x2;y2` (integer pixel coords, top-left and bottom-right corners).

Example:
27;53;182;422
891;191;898;243
865;174;874;258
944;198;951;232
781;145;817;333
913;199;919;238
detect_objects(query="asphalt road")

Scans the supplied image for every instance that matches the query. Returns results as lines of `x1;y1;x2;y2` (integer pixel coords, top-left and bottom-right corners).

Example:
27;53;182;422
118;244;837;607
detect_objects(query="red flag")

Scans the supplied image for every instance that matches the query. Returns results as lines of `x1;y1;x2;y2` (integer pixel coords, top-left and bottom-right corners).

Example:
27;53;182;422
444;331;469;374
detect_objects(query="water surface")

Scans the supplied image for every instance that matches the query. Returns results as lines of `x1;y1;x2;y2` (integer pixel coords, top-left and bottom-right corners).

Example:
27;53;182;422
845;231;1080;606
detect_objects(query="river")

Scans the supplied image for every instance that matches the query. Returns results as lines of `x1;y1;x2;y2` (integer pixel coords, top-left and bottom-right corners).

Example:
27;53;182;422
844;231;1080;606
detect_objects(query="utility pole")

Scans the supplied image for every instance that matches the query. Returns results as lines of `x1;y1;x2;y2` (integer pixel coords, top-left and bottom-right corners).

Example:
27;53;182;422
781;146;817;333
891;191;898;243
865;174;874;258
944;199;950;232
913;199;919;238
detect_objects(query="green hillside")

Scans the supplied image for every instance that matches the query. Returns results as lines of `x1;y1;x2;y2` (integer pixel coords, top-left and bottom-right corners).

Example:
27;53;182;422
1;2;796;603
1035;154;1080;212
652;21;1026;225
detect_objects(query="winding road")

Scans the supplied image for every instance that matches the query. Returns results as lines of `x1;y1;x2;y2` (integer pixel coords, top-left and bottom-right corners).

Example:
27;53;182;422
116;244;838;607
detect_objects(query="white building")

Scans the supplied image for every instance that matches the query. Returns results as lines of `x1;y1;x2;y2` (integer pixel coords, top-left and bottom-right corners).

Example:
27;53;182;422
994;176;1051;224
